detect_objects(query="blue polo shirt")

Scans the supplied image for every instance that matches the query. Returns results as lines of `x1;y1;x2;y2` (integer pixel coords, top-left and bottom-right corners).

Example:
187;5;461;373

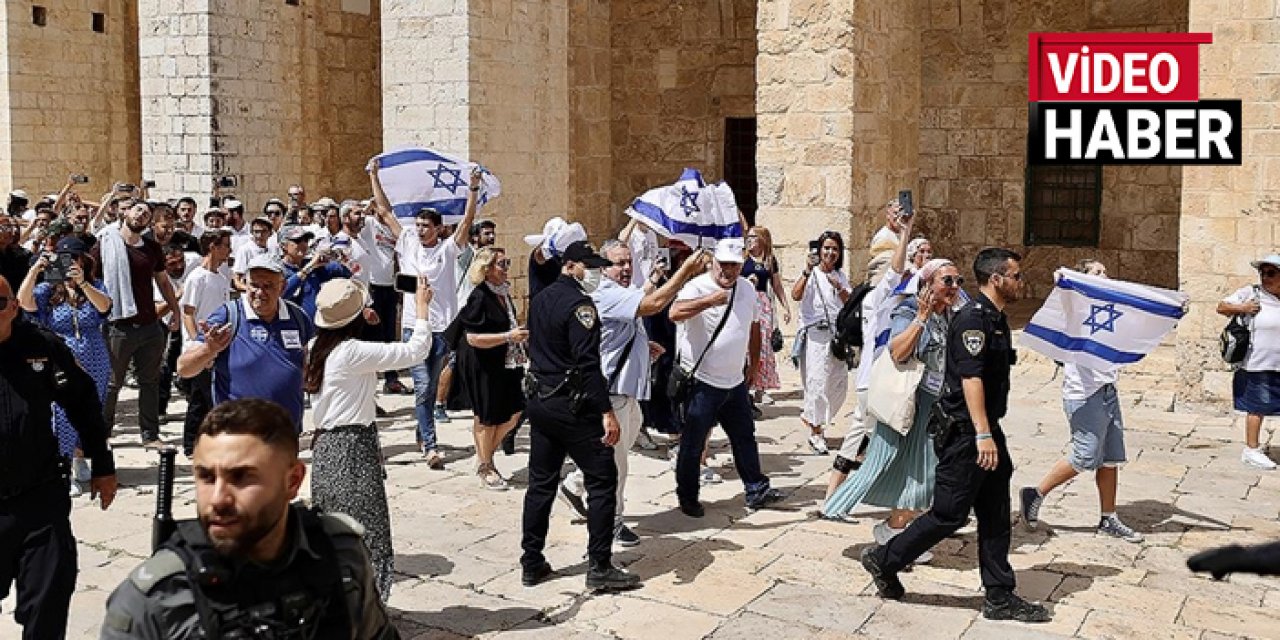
201;298;314;429
282;261;349;319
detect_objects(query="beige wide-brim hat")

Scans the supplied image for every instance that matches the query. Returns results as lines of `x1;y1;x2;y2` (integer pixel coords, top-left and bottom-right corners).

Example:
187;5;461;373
314;279;368;329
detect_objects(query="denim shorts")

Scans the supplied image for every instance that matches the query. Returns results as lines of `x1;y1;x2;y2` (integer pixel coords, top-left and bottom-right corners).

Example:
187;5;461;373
1063;384;1126;472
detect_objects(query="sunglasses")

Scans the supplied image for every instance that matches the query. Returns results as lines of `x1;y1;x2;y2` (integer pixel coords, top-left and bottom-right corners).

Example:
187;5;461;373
1261;268;1280;279
494;259;511;268
267;210;284;217
940;275;965;288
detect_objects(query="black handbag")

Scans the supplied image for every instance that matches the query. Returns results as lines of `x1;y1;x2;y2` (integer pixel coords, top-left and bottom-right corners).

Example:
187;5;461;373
668;283;737;408
1220;286;1258;365
770;327;784;353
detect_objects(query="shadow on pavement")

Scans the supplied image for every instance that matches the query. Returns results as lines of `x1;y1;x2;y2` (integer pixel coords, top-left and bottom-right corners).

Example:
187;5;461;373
390;604;544;638
394;552;456;582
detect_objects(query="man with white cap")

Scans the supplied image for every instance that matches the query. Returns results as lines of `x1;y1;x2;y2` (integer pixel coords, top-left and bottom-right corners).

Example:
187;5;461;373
524;217;587;300
670;237;785;517
176;253;315;432
370;160;481;467
222;198;251;255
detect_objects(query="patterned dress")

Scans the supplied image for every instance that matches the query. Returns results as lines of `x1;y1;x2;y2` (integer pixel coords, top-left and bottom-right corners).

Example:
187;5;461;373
743;256;781;392
33;281;111;457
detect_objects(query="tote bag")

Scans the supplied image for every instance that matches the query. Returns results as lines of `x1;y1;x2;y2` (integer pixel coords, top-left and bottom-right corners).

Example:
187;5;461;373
866;350;925;436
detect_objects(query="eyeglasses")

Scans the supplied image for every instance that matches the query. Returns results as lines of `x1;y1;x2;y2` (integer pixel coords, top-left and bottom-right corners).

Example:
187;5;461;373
940;275;965;288
1000;271;1023;281
494;259;511;268
266;210;284;217
1261;268;1280;279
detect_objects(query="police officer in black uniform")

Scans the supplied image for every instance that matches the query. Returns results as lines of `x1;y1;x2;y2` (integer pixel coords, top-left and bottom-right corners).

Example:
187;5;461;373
0;275;118;640
520;240;640;592
100;399;398;639
860;247;1052;623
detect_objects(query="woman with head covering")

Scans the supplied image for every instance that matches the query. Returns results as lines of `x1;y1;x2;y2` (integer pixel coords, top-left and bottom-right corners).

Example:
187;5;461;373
17;235;113;496
304;276;435;601
822;257;965;562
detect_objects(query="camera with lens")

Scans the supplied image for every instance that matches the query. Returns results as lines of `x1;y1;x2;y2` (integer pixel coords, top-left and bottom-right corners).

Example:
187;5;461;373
42;252;75;283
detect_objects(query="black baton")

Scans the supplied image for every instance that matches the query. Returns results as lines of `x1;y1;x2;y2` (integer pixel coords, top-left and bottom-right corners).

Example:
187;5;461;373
152;447;178;552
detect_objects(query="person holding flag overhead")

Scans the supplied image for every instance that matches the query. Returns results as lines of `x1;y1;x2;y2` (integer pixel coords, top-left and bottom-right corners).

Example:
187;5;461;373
369;158;481;469
1020;260;1155;543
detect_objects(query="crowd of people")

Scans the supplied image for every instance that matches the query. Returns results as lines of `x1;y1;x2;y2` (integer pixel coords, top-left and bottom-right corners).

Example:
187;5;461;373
0;172;1277;638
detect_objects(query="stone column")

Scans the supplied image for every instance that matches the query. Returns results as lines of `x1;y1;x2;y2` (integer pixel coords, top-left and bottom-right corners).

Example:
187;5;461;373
568;0;611;227
1176;1;1280;403
141;0;379;207
755;0;920;289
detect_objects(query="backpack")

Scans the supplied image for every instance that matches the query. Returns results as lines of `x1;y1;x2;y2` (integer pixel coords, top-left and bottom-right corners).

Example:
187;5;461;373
834;282;873;349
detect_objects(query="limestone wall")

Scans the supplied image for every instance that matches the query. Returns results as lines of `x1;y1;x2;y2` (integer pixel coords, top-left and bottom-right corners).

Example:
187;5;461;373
610;0;757;232
568;0;610;227
1176;0;1280;403
755;0;856;281
142;0;379;209
381;0;470;155
5;0;140;197
916;0;1187;299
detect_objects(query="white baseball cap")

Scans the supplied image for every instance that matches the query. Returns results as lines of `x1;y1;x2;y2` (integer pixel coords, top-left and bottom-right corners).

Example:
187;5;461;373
523;216;565;247
713;237;745;263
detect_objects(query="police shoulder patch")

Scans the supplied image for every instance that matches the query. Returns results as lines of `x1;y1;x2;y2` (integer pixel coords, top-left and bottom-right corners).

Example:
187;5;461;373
128;549;185;594
962;330;985;356
574;304;597;329
319;512;366;538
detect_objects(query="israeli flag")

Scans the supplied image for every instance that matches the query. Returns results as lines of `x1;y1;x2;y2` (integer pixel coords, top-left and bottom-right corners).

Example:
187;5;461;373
626;168;743;248
1021;268;1188;372
367;148;500;224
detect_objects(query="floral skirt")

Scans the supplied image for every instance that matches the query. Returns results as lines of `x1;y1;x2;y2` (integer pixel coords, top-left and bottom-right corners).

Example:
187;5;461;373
751;291;781;392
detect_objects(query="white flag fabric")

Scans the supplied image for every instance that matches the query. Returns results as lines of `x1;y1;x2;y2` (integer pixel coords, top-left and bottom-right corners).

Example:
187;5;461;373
626;168;743;248
1021;268;1188;372
367;148;500;224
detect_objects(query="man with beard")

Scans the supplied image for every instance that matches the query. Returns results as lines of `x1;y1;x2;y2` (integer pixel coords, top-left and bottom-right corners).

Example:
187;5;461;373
90;201;181;449
99;399;397;639
145;204;199;254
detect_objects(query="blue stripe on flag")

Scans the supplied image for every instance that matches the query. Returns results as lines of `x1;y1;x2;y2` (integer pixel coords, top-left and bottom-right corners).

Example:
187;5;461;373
392;199;467;219
678;168;706;188
1056;276;1184;319
1023;323;1145;364
874;328;891;349
632;200;742;240
379;149;452;170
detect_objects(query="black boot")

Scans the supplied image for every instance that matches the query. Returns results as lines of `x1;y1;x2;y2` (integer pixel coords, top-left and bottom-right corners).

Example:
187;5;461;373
521;561;553;587
983;591;1052;622
586;560;640;592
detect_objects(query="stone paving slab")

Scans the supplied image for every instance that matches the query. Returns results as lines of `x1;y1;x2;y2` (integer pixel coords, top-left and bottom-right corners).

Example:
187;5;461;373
3;354;1280;639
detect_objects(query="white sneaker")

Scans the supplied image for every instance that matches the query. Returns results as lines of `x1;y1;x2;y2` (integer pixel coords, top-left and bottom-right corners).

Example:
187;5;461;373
72;457;92;483
760;392;775;405
873;520;903;545
1242;446;1277;470
700;467;723;485
808;431;829;455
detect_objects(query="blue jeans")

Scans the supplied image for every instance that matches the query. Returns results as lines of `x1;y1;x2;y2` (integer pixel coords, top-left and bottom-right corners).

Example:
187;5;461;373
406;329;448;450
675;381;770;505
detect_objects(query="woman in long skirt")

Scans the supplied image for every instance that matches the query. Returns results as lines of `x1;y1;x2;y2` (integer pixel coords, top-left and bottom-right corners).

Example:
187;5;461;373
304;277;434;601
744;227;791;407
823;259;963;562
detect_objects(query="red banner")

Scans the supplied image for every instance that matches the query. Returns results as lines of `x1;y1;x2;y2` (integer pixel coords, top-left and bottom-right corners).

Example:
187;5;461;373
1028;33;1212;102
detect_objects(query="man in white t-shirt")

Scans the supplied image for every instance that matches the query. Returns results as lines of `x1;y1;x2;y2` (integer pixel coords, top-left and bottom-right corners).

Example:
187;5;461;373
869;199;905;256
559;239;707;544
1020;259;1145;545
370;158;480;468
177;229;232;455
670;237;785;517
231;217;274;291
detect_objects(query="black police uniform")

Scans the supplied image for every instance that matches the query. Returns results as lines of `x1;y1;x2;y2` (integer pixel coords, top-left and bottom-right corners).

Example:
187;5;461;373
521;274;617;572
0;316;115;640
873;291;1017;595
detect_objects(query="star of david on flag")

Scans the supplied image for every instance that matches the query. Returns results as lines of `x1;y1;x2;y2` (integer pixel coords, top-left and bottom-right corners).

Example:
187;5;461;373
367;147;501;224
625;168;743;249
1021;268;1188;372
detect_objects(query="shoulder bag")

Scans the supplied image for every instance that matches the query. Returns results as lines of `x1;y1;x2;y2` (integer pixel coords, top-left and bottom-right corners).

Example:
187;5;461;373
1221;285;1260;365
667;283;737;409
866;346;925;436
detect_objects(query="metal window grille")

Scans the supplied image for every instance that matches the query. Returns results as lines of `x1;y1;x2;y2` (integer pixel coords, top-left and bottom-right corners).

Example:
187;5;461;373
1023;164;1101;247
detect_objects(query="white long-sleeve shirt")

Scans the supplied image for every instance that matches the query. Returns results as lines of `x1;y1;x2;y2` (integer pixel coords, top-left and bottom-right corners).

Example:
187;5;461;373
311;319;432;430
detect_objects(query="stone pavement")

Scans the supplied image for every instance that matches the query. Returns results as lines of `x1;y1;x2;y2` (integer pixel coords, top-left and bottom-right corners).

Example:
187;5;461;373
4;344;1279;639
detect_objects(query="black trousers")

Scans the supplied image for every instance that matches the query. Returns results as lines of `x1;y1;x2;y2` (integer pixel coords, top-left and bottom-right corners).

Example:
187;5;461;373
157;328;183;416
182;369;213;456
521;394;617;569
878;424;1016;593
0;481;77;640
